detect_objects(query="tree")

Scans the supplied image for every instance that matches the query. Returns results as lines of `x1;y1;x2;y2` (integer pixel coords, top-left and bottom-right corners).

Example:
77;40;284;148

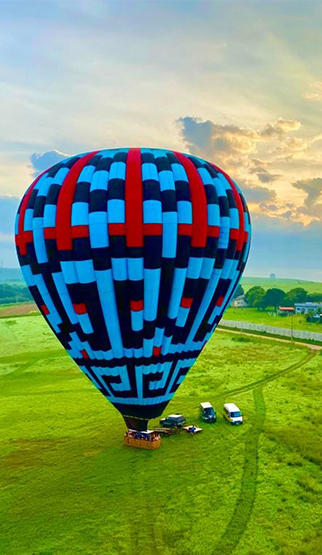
307;292;322;302
232;284;244;299
262;288;286;311
284;287;308;306
0;283;32;305
245;286;265;307
253;291;266;310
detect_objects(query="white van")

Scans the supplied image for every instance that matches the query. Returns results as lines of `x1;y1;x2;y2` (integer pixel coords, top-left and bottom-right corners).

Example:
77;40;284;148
223;403;243;425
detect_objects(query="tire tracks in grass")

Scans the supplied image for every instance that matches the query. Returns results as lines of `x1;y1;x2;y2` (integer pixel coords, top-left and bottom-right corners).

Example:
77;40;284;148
123;451;163;555
214;350;315;401
0;348;64;366
213;349;317;554
10;356;41;376
0;356;41;379
213;386;265;554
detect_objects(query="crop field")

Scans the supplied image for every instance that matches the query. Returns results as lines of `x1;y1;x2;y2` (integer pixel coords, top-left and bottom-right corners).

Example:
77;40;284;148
224;307;322;333
1;314;322;555
241;277;322;294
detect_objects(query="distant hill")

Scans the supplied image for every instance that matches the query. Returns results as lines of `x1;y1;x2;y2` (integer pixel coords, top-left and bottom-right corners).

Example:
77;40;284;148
0;267;23;282
241;277;322;294
1;268;322;295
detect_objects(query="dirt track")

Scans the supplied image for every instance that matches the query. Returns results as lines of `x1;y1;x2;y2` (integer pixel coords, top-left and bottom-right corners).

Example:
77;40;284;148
0;302;37;318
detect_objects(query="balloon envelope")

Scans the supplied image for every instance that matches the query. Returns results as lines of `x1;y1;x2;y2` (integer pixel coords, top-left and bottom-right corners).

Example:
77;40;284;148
15;148;251;430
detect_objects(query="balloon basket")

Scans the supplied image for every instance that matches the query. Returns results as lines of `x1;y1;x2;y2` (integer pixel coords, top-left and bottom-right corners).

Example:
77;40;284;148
124;430;161;450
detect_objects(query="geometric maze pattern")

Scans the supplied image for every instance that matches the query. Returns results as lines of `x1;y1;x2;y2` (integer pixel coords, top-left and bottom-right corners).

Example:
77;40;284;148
15;148;251;422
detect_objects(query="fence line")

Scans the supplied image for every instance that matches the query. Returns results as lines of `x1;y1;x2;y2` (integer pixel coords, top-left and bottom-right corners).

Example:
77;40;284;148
220;319;322;342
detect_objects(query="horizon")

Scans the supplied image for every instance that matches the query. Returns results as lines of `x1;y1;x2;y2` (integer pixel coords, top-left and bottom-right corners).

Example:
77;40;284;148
1;264;321;285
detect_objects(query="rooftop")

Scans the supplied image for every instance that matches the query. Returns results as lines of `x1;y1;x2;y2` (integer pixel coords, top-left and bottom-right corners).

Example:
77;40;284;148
224;403;240;411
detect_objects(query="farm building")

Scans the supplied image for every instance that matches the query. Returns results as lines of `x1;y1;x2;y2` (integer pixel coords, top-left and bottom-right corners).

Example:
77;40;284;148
231;295;249;308
278;306;295;315
294;302;322;314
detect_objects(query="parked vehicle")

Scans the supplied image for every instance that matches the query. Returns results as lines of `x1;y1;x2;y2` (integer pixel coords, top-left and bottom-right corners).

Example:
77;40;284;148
223;403;243;425
160;414;186;428
200;402;216;422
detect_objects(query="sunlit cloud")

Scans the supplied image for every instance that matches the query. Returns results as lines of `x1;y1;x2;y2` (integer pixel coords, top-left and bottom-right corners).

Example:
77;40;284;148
178;114;322;227
177;116;303;170
304;81;322;102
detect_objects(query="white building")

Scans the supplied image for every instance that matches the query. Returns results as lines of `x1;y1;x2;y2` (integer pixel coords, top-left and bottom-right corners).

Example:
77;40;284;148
294;302;322;314
231;295;248;308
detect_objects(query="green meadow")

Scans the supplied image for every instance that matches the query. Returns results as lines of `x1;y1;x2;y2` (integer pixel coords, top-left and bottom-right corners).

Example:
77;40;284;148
1;313;322;555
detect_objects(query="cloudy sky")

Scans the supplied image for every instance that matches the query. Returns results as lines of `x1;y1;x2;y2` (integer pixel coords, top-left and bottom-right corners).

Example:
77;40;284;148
1;0;322;280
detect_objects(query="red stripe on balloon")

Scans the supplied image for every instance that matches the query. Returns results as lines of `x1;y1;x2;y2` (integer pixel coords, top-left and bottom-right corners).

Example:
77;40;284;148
216;295;224;306
108;223;162;237
130;299;144;311
207;225;220;238
180;297;193;309
125;148;144;248
56;152;98;251
229;228;239;240
71;225;90;239
108;223;126;236
16;171;47;255
44;228;56;240
73;303;87;314
211;163;245;252
173;152;208;248
178;224;192;236
144;223;162;236
40;304;49;315
153;346;161;357
81;349;89;360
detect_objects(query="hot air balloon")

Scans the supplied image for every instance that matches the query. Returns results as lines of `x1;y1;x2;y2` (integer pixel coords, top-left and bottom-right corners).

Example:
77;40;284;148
15;148;251;432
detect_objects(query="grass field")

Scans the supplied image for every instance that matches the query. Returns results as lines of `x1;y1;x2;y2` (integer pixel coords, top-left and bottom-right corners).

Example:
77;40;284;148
241;277;322;294
1;314;322;555
224;307;322;333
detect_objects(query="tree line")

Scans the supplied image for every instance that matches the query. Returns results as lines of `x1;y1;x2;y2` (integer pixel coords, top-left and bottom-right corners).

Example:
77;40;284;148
243;286;322;310
0;283;32;305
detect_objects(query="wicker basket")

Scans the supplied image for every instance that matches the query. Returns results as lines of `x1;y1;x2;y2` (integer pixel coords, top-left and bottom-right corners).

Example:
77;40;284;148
124;434;161;450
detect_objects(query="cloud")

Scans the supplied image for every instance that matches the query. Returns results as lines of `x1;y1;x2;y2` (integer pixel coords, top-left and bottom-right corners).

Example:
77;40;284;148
259;117;302;139
177;116;302;169
258;202;279;212
30;150;70;177
293;177;322;207
256;171;280;184
177;115;322;226
178;117;258;164
293;177;322;219
250;158;270;169
239;182;277;204
304;81;322;102
272;137;308;161
311;133;322;144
